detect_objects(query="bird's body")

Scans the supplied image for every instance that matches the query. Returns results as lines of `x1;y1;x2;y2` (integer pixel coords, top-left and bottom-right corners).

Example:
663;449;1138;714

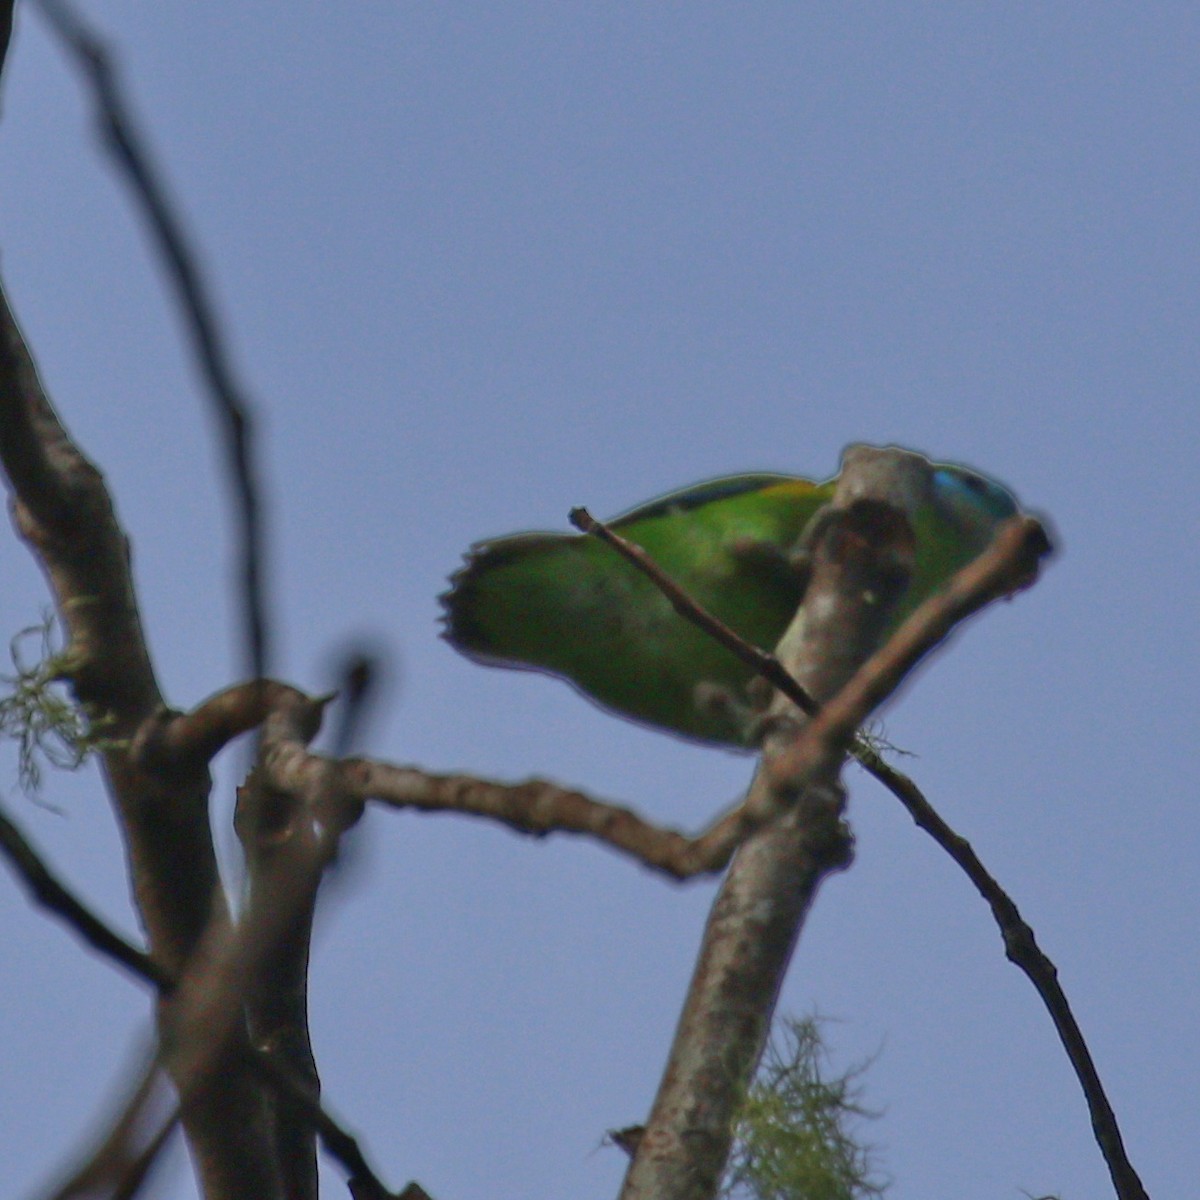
442;458;1018;748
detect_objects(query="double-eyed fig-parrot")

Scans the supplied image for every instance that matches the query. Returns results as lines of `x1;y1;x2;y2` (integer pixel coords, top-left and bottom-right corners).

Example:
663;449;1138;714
441;457;1018;748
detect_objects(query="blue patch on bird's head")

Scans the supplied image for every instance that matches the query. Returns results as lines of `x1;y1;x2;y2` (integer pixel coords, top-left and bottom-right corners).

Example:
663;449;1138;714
932;465;1019;519
930;464;1020;547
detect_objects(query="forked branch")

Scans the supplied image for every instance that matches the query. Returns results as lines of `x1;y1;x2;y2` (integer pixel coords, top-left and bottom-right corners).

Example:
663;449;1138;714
576;467;1144;1200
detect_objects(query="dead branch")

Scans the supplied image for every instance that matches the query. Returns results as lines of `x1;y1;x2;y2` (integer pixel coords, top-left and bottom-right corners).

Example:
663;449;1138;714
858;755;1149;1200
576;471;1143;1200
37;0;272;683
574;475;1142;1200
236;690;342;1200
0;800;170;989
0;283;278;1199
0;790;412;1198
767;515;1049;792
617;444;929;1200
215;510;1040;885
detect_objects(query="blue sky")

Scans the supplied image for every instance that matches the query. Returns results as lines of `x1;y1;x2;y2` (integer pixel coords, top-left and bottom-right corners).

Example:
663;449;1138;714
1;5;1196;1198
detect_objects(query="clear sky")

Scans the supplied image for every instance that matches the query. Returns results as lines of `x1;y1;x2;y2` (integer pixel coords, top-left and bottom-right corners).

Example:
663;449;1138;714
1;5;1196;1198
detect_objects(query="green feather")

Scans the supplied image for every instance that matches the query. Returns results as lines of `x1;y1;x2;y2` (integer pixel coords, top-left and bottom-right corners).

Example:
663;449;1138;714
442;462;1018;748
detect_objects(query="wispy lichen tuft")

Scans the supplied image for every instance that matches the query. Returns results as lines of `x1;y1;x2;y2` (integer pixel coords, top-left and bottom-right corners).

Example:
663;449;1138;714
723;1015;887;1200
0;612;121;794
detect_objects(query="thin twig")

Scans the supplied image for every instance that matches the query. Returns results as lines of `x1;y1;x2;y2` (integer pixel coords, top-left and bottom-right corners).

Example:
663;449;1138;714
858;752;1149;1200
570;506;819;716
44;1061;178;1200
0;801;171;989
37;0;271;684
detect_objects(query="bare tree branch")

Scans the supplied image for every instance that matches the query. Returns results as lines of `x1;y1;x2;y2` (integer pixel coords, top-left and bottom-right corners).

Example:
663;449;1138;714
5;4;1136;1197
618;445;931;1200
767;516;1048;791
160;692;393;1200
859;753;1149;1200
2;711;410;1198
235;690;341;1200
368;760;718;876
0;288;161;717
0;800;170;989
140;678;361;1195
6;9;430;1198
0;750;415;1198
11;2;290;1190
0;281;278;1199
247;514;1040;883
135;680;328;768
37;0;271;684
574;487;1143;1200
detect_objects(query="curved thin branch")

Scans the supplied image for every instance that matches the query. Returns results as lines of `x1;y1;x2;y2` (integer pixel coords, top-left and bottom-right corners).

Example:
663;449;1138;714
135;680;328;769
37;0;271;684
860;752;1148;1200
0;801;170;989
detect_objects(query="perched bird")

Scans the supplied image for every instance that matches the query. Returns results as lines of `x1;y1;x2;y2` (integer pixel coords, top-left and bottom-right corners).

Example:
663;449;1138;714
441;456;1019;748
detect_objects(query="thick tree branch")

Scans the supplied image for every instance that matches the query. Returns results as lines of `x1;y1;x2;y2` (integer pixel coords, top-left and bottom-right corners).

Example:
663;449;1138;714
134;680;327;770
619;446;932;1200
767;516;1048;792
0;278;278;1200
11;5;287;1190
235;689;342;1200
567;510;1049;872
579;471;1142;1200
0;288;161;717
9;8;426;1196
160;693;382;1200
170;509;1034;885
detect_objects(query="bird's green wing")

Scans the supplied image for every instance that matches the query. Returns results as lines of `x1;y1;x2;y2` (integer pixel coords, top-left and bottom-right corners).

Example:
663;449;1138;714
442;460;1020;748
442;474;832;746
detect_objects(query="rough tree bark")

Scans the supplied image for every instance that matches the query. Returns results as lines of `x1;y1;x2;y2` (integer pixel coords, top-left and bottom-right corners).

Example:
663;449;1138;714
0;284;283;1198
620;446;930;1200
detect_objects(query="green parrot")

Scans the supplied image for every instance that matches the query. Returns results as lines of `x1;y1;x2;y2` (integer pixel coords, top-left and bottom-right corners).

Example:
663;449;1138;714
441;458;1019;748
